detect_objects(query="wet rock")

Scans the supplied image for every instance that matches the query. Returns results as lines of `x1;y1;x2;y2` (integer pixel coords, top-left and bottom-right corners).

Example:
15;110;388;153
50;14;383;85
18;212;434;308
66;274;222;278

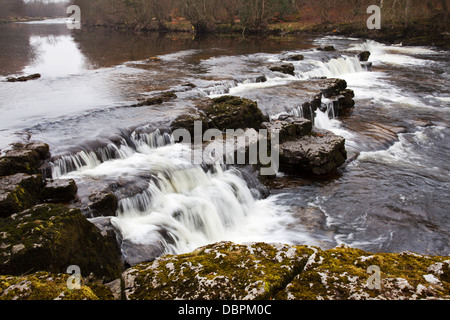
261;116;313;143
0;204;123;282
40;179;78;202
320;78;348;98
0;174;43;218
122;241;314;300
255;75;267;83
269;63;295;76
198;96;267;131
146;57;161;63
288;54;304;61
276;245;450;300
88;191;118;217
170;108;211;139
134;91;177;107
361;61;373;71
0;142;50;177
358;51;371;62
279;129;347;175
0;271;115;300
317;45;336;52
336;89;356;110
6;74;41;82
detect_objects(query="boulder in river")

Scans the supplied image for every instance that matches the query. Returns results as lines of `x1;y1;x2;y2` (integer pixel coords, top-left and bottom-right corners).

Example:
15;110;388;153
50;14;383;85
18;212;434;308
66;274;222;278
358;51;371;62
261;116;313;143
0;204;123;282
278;129;347;175
88;191;118;217
0;174;43;218
6;74;41;82
288;54;304;61
172;96;267;138
0;142;50;177
199;95;267;131
134;91;177;107
40;179;78;202
269;63;295;76
317;45;336;52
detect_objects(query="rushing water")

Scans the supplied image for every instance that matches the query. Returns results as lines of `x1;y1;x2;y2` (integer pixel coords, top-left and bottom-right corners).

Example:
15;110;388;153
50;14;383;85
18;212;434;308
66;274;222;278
0;21;448;263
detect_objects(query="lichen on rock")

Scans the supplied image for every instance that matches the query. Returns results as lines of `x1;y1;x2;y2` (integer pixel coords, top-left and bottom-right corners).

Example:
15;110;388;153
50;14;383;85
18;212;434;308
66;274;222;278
276;245;450;300
0;204;123;282
122;241;314;300
0;271;114;300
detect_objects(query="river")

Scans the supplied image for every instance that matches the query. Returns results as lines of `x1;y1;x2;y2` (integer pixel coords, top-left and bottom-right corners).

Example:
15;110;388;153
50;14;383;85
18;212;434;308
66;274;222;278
0;19;448;264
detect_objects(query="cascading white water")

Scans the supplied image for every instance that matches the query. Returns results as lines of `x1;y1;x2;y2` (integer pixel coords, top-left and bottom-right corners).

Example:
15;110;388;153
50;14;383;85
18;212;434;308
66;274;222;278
56;128;307;263
299;56;365;79
51;128;173;178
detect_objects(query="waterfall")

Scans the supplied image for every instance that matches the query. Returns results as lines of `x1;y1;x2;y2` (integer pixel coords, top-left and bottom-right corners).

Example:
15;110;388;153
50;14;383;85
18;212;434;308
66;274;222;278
110;162;261;259
51;128;173;178
53;127;299;264
299;56;365;79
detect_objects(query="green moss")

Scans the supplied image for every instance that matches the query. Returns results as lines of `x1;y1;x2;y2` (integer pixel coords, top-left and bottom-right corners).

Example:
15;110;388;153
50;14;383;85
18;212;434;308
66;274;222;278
0;204;123;282
0;272;114;300
276;245;450;300
123;242;314;300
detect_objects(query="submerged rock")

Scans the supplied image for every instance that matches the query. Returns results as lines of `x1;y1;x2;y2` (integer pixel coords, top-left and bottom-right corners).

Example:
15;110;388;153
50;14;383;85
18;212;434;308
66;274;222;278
0;204;123;282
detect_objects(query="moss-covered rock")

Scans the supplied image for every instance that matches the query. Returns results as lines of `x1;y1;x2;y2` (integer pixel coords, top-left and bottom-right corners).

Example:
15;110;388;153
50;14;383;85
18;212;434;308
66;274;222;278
0;204;123;282
276;245;450;300
40;179;78;202
199;96;267;132
0;142;50;177
0;174;43;217
0;271;115;300
134;91;177;107
122;241;315;300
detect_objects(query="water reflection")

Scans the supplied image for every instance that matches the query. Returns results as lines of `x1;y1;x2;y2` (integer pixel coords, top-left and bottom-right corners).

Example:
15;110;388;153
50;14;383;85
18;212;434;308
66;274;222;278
23;35;90;76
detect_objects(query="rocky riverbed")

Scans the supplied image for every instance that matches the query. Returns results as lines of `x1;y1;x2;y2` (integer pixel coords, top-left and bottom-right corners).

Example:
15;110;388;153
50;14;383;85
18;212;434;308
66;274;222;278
1;74;449;300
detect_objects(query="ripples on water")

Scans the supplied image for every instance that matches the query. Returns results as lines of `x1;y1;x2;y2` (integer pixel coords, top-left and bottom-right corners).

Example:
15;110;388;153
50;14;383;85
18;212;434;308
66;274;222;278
0;23;448;260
